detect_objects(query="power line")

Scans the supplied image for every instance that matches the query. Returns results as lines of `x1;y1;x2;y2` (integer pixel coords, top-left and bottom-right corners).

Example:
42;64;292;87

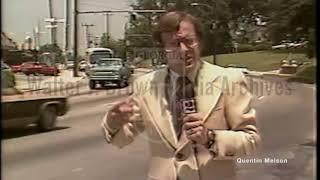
79;2;126;11
77;9;167;14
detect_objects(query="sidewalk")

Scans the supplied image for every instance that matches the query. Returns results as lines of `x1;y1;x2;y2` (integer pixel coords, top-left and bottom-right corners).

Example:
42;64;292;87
16;70;87;93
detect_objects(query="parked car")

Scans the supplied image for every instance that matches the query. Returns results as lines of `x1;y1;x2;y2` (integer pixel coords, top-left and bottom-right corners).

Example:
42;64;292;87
78;60;89;72
88;58;131;89
272;40;308;50
66;60;74;69
21;62;59;76
10;64;22;73
291;41;309;48
21;62;42;75
2;92;69;131
38;63;60;76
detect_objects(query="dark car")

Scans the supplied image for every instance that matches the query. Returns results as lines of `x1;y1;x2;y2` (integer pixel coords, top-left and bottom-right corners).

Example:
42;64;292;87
2;92;69;131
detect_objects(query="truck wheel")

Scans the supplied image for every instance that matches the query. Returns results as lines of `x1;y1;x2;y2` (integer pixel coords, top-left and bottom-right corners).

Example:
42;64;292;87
118;80;127;88
38;106;57;131
89;80;96;89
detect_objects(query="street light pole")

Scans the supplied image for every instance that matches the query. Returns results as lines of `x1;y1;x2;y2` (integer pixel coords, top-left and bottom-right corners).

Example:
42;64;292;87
73;0;79;77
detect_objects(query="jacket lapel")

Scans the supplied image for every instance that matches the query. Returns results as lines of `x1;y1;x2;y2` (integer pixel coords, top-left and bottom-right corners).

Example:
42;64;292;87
176;62;224;151
142;68;178;150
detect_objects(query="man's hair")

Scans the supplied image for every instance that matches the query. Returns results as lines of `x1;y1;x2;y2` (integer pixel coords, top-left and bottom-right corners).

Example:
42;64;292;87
153;11;203;46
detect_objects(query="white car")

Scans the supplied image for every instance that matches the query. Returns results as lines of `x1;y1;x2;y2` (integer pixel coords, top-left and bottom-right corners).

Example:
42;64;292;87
78;61;88;71
290;41;308;48
272;42;294;49
66;60;74;69
272;44;287;49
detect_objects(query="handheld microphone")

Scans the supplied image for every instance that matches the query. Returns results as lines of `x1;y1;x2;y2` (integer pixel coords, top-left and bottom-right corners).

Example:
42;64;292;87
181;98;202;180
181;98;197;114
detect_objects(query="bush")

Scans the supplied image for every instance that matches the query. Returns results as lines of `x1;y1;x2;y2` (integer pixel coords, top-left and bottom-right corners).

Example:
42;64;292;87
253;42;272;51
1;70;16;88
288;65;316;84
296;65;316;78
237;44;254;52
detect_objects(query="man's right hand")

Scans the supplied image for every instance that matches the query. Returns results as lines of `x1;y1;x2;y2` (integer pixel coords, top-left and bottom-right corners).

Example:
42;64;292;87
107;98;135;130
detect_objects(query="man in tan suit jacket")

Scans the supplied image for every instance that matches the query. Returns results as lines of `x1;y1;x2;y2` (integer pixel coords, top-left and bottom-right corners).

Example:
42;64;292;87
101;11;261;180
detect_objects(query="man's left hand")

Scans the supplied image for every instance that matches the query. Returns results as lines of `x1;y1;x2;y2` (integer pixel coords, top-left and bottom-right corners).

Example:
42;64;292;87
182;113;208;145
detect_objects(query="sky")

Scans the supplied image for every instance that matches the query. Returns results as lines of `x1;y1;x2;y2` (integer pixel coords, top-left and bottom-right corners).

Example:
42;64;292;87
2;0;135;54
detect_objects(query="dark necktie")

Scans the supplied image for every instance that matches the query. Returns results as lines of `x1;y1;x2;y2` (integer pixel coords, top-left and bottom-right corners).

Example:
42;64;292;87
173;76;195;138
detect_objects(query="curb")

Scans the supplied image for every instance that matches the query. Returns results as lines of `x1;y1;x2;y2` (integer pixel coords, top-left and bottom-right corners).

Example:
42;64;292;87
262;73;293;78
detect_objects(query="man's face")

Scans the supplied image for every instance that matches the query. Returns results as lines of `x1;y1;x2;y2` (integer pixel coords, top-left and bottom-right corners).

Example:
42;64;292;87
161;20;201;76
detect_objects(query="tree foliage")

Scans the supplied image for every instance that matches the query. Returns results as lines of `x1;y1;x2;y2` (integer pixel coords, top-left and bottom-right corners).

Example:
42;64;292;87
127;0;315;57
39;43;64;63
100;33;125;58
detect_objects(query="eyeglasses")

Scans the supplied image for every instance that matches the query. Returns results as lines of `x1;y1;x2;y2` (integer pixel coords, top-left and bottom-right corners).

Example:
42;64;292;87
164;36;199;53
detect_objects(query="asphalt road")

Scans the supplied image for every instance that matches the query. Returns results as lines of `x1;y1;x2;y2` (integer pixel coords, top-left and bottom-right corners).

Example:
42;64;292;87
2;76;316;180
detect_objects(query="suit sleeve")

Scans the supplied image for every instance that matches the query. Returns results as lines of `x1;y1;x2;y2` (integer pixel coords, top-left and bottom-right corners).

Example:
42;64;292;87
101;79;146;149
209;70;261;158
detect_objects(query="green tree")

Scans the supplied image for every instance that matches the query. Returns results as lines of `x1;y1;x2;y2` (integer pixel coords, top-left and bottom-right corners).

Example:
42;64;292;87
268;0;315;57
39;44;64;63
100;33;125;58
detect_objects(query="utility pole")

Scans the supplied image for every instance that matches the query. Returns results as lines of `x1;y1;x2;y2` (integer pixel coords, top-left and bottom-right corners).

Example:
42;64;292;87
124;22;128;61
64;0;70;53
48;0;57;44
104;13;111;44
73;0;78;77
45;0;65;45
82;24;95;48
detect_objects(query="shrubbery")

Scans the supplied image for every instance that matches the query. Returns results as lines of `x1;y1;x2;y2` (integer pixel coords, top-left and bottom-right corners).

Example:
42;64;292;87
253;42;272;51
288;65;316;84
236;42;272;52
237;44;254;52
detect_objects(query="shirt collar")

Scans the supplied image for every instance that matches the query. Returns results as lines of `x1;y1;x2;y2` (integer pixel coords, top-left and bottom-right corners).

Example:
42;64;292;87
169;61;200;84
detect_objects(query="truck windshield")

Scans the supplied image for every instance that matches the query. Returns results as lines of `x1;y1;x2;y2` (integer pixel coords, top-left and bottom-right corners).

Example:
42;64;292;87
97;60;122;66
90;53;112;64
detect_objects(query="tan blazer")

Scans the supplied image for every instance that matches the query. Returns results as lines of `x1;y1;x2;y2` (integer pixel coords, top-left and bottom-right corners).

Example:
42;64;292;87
101;61;261;180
